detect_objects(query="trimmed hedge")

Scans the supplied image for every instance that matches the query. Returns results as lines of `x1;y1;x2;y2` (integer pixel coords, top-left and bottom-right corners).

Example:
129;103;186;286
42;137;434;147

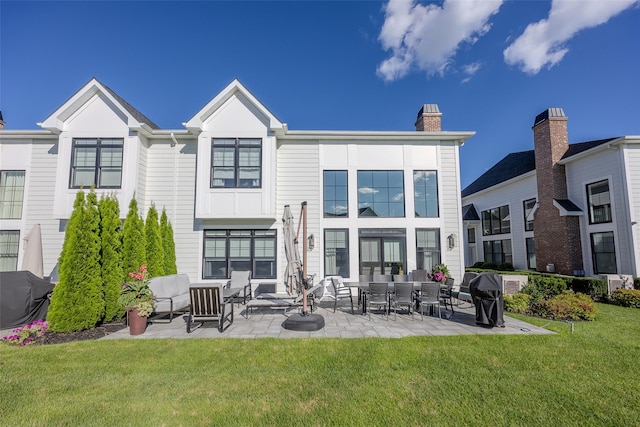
535;291;596;321
609;289;640;308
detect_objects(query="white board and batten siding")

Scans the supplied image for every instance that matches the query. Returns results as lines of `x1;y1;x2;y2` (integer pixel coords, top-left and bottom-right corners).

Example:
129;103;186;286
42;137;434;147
623;143;640;276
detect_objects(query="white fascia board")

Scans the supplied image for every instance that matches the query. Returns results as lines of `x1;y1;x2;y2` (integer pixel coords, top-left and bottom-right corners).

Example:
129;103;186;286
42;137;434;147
461;169;537;201
557;136;640;165
39;78;142;132
184;79;283;132
278;130;475;143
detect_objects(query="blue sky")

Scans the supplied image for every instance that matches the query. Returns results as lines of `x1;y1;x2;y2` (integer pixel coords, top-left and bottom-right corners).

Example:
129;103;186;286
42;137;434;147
2;0;639;188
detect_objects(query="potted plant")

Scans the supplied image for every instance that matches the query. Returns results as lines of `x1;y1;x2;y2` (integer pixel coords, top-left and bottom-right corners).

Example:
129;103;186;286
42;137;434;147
118;265;155;335
430;263;450;283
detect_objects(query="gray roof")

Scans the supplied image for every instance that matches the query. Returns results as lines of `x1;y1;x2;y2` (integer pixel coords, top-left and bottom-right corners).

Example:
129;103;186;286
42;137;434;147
462;138;618;198
462;204;480;221
554;199;582;212
99;79;160;129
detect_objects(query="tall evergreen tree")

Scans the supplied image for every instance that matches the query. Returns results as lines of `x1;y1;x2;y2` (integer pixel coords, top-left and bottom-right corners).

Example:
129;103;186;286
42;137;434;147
160;208;177;275
47;189;103;332
122;196;145;281
100;193;124;322
145;203;165;278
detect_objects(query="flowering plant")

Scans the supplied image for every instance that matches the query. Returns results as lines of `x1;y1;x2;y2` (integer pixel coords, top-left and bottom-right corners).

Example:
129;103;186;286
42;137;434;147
118;265;156;317
2;319;48;346
430;263;450;283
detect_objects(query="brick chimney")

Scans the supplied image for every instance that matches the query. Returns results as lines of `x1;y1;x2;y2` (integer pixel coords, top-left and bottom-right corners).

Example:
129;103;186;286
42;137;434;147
532;108;583;275
0;111;5;130
415;104;441;131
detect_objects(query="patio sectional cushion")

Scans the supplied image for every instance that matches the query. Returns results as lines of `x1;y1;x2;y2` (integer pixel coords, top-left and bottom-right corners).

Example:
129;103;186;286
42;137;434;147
148;274;192;319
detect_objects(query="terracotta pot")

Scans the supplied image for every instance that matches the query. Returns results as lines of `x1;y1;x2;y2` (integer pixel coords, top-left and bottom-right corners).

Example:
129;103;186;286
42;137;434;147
128;308;147;335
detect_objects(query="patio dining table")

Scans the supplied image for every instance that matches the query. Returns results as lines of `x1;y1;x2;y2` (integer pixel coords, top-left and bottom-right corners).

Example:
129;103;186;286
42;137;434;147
343;281;439;314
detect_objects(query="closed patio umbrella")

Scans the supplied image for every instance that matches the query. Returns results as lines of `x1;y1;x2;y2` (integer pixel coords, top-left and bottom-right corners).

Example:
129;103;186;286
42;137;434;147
21;224;44;279
282;205;302;296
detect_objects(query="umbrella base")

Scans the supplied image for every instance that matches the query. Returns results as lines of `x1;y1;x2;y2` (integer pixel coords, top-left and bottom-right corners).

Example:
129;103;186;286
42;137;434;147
282;313;325;331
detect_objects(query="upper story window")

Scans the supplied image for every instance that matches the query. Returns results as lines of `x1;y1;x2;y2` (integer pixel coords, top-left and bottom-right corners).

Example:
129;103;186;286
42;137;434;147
0;171;25;219
70;138;123;189
586;180;611;224
414;171;438;217
482;205;510;236
523;198;536;232
211;138;262;188
324;171;348;217
357;171;404;218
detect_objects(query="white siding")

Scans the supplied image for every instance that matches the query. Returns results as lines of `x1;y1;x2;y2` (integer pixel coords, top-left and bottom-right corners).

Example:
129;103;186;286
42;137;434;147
623;144;640;276
439;143;465;282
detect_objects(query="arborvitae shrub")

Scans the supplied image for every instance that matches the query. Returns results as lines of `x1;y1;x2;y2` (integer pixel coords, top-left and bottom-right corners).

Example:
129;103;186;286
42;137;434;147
99;194;124;322
161;209;177;275
144;203;165;278
122;197;145;283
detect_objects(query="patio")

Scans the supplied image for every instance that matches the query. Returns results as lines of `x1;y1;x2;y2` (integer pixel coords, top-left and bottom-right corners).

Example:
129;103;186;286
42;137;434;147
101;301;553;339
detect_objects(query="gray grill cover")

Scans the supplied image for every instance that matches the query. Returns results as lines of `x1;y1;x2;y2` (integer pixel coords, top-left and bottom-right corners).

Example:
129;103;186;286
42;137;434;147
469;272;504;327
0;271;54;329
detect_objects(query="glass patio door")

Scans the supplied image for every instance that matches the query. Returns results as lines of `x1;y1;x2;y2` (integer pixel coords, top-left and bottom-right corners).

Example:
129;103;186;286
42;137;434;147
359;229;405;276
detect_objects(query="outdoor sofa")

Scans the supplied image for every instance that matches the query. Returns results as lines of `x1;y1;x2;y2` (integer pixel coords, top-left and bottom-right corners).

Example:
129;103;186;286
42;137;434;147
148;273;191;322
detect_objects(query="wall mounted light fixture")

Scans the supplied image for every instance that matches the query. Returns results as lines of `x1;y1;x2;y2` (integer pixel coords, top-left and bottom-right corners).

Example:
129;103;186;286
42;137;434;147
447;233;456;249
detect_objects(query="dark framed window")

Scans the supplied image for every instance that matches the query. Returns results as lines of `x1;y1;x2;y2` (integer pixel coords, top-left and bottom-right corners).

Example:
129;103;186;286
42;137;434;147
203;229;276;279
591;231;616;274
483;239;512;265
414;170;438;217
0;171;25;219
0;230;20;272
526;237;536;270
587;180;612;224
467;227;476;244
482;205;510;236
70;138;123;188
324;229;349;276
211;138;261;188
416;228;441;271
523;198;536;232
357;171;404;217
323;171;348;217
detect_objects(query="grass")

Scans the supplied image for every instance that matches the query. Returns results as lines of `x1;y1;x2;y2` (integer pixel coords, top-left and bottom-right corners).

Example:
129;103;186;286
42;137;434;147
1;303;639;426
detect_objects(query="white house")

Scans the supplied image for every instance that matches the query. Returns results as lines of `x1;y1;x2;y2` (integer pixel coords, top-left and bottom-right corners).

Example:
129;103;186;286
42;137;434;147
0;78;474;289
462;108;640;278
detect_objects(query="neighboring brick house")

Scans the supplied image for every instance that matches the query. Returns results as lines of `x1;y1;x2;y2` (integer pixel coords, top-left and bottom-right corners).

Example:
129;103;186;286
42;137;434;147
0;78;474;288
462;108;640;277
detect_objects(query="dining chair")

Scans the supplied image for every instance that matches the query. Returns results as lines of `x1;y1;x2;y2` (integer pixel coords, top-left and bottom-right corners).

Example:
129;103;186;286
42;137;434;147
359;274;373;283
330;277;354;313
418;282;441;320
373;274;392;282
391;282;414;320
367;282;389;320
393;274;409;282
439;277;455;314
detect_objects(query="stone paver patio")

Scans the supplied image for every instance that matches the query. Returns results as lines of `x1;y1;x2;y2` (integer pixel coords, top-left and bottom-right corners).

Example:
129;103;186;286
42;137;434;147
101;301;553;340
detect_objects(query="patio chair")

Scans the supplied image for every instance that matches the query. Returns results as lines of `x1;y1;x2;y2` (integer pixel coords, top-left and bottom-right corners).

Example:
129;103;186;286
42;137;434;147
393;274;409;282
329;277;354;313
417;282;441;320
373;274;392;282
187;284;234;333
439;277;455;314
367;282;389;320
225;270;252;306
391;282;414;319
359;274;373;283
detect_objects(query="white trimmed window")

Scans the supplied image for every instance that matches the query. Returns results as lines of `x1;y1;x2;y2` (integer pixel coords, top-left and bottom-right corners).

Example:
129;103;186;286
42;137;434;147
0;170;25;219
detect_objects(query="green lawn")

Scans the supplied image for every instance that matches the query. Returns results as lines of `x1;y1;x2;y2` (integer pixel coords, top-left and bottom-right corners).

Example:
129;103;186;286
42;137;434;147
1;303;639;426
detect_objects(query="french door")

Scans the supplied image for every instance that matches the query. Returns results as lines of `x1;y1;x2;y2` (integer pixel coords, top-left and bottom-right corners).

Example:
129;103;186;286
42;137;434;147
359;229;406;276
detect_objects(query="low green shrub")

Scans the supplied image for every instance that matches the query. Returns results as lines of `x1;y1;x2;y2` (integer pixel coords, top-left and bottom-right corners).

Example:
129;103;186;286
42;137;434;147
497;262;514;271
565;277;608;301
503;293;531;314
609;289;640;308
535;291;596;321
522;276;567;303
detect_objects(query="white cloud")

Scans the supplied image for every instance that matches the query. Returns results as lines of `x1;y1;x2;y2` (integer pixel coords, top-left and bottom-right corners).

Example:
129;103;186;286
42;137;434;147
504;0;639;74
461;61;482;83
377;0;503;81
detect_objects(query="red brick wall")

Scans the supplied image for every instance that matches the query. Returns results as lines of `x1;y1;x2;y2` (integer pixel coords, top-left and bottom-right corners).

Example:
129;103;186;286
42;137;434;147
532;115;584;275
415;114;441;131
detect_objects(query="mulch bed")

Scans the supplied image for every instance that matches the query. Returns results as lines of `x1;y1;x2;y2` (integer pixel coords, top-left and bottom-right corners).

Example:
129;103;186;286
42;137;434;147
37;322;127;345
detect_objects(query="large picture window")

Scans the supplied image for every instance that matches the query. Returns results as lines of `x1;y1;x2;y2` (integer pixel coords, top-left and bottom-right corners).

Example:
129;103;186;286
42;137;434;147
414;171;438;217
203;229;275;279
70;138;123;189
416;228;441;271
324;229;349;276
0;230;20;272
483;239;512;266
0;171;25;219
211;138;261;188
357;171;404;217
587;180;612;224
591;232;616;274
523;198;536;232
323;171;348;217
482;205;510;236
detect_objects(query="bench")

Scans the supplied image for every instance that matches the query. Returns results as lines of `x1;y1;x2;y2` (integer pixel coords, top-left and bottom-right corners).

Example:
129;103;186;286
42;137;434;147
148;273;192;322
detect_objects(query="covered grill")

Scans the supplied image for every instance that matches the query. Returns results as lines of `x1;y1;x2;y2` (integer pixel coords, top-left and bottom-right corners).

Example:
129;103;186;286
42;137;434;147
469;272;504;327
